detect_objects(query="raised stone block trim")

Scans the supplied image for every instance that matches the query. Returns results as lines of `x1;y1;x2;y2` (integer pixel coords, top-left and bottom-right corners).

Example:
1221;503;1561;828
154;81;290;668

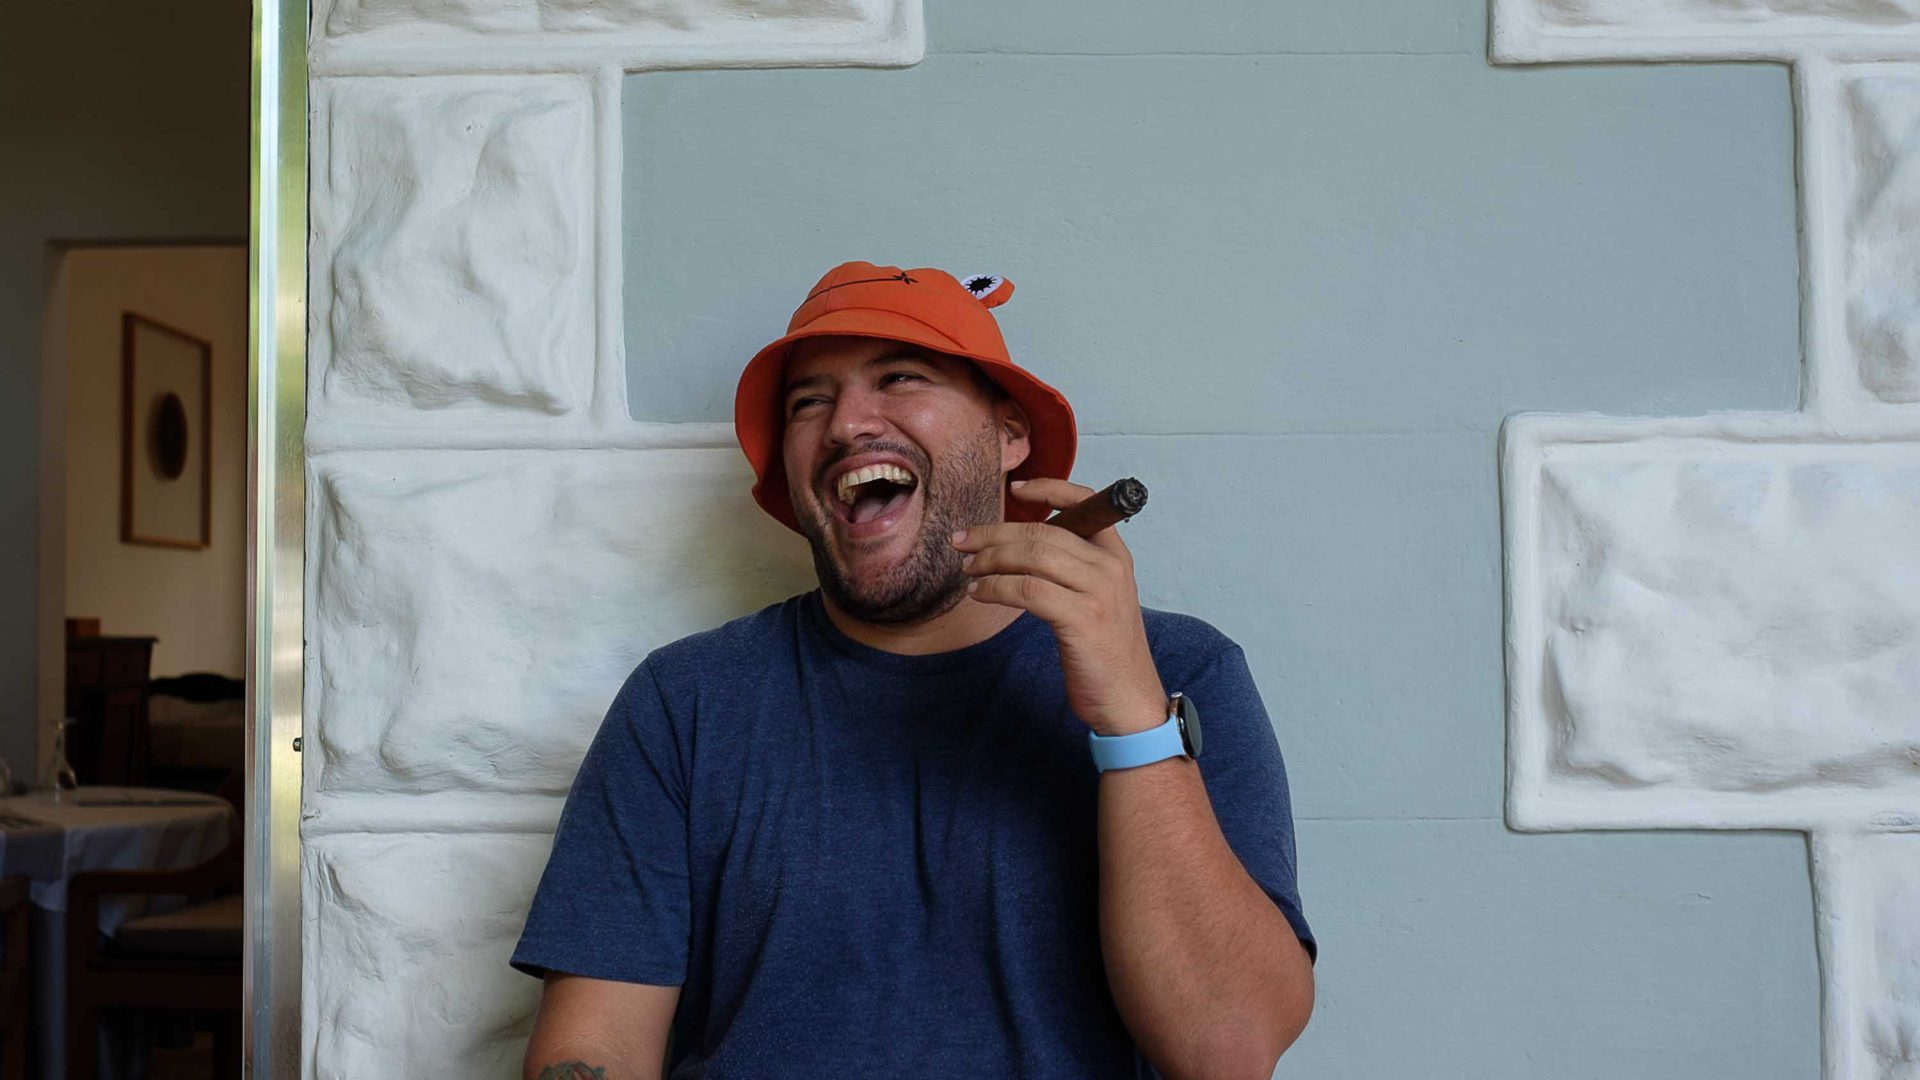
303;832;551;1077
1841;65;1920;404
1492;0;1920;60
1817;830;1920;1080
308;449;813;798
309;0;924;74
310;76;596;426
1537;0;1920;29
1503;414;1920;830
1487;8;1920;1080
323;0;879;38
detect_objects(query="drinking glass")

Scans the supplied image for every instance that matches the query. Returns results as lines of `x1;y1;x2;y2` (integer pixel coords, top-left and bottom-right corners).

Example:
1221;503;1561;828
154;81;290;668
48;719;78;803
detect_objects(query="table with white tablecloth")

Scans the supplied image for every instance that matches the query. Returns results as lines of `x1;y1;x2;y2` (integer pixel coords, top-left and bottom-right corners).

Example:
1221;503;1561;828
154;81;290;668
0;787;233;1080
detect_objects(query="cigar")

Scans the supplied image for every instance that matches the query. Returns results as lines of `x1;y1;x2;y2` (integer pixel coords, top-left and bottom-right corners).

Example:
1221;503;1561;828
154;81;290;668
1044;478;1149;538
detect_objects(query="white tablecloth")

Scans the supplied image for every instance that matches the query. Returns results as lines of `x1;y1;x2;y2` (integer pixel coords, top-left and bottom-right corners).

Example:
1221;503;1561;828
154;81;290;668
0;786;234;1080
0;787;232;923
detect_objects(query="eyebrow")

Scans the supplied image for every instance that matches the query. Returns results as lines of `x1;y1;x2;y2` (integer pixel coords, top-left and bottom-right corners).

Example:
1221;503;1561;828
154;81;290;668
783;350;940;398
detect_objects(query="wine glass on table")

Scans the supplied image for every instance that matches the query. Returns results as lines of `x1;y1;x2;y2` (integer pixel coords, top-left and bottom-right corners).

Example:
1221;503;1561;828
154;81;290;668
48;718;79;804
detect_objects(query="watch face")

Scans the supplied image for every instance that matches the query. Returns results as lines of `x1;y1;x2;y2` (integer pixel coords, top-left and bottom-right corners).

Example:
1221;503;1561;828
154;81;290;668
1174;694;1202;758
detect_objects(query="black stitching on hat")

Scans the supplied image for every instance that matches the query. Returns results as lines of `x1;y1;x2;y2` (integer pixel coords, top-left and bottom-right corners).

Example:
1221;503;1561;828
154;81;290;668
804;271;917;303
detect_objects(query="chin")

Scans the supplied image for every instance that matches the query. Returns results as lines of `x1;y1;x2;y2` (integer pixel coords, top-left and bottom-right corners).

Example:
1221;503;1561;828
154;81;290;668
813;531;967;627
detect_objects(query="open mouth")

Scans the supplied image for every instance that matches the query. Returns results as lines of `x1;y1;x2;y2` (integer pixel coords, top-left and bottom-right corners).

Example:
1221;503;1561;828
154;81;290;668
830;463;920;539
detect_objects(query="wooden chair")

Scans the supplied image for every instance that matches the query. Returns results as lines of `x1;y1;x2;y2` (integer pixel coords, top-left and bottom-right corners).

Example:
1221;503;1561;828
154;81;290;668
67;842;242;1079
0;876;30;1080
63;635;157;786
144;682;245;794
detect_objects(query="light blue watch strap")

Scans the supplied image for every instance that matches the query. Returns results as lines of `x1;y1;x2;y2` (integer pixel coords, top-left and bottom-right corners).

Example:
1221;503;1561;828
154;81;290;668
1087;711;1185;772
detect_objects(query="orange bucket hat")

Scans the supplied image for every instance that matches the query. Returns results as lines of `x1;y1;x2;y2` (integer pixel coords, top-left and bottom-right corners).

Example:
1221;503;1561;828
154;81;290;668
734;260;1078;535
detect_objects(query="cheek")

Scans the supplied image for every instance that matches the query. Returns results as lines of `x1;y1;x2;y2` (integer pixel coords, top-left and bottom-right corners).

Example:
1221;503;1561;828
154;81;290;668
781;433;816;490
924;437;994;493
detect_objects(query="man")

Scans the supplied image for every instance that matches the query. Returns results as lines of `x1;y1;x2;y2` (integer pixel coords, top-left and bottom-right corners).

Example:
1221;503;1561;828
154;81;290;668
512;261;1317;1080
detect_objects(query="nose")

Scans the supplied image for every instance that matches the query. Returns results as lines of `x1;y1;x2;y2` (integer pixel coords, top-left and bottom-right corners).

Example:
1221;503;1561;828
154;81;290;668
825;383;887;448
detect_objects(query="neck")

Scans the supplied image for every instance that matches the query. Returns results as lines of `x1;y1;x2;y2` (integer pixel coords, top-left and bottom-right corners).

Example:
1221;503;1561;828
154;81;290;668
819;588;1025;656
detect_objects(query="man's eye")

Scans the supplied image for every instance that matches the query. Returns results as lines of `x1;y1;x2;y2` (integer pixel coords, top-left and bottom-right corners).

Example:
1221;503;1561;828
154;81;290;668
789;397;825;414
882;372;923;386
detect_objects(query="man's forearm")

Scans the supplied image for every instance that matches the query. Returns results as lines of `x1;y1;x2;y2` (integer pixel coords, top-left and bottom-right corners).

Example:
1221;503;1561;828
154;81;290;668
1097;755;1314;1080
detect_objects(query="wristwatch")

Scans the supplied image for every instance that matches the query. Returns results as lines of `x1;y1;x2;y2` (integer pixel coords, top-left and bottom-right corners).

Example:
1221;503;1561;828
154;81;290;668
1087;692;1203;772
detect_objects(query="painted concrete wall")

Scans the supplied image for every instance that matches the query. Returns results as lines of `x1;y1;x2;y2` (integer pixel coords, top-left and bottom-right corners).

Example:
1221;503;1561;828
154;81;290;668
61;246;249;679
303;5;918;1072
1493;4;1920;1078
0;3;249;776
304;0;1920;1076
617;3;1820;1076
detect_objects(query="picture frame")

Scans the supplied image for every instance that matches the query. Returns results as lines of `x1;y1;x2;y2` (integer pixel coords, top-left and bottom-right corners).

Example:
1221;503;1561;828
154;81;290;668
121;311;213;549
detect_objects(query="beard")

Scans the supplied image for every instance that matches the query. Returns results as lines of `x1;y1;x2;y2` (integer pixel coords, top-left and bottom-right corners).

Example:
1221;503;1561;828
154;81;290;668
795;420;1005;627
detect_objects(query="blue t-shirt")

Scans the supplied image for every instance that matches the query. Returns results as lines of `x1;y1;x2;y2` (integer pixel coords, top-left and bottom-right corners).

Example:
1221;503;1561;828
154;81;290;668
512;589;1314;1078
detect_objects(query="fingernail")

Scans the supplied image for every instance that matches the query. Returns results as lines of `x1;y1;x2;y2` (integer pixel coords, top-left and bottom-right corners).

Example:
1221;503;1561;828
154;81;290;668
961;553;974;569
1010;480;1027;489
966;580;979;593
950;529;967;545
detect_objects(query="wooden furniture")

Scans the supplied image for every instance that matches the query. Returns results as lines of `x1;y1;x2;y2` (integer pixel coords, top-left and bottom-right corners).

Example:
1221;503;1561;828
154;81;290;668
147;674;245;794
66;844;241;1080
0;787;234;1080
0;877;29;1080
62;637;156;787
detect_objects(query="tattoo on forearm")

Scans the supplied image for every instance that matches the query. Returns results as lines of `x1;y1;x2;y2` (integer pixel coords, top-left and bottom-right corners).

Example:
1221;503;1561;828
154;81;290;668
536;1064;607;1080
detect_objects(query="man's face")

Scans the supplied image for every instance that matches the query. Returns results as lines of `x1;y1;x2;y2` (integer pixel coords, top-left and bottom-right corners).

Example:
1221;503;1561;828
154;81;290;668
781;335;1030;626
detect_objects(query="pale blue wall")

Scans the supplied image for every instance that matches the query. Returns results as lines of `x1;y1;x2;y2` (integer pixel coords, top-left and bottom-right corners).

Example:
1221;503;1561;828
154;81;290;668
622;1;1816;1074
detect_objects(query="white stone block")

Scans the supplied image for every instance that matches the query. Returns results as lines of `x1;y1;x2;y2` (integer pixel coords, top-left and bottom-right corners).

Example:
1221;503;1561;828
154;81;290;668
1504;416;1920;828
1842;68;1920;404
310;0;923;73
1533;0;1920;29
1491;0;1920;59
1855;835;1920;1080
309;449;814;798
1820;830;1920;1080
304;832;550;1077
311;77;595;425
323;0;881;38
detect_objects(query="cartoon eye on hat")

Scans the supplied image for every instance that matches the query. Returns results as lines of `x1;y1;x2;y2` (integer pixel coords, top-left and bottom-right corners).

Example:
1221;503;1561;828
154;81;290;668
959;273;1013;308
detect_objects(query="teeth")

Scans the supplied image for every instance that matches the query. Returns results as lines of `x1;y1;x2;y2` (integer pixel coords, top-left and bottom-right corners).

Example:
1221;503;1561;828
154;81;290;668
835;462;917;504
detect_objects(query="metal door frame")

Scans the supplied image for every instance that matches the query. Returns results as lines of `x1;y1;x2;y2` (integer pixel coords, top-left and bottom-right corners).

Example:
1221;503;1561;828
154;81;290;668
245;0;306;1071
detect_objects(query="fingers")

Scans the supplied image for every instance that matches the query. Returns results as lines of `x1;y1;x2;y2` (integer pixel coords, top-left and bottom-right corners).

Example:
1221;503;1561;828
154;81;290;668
960;535;1103;592
1004;476;1135;563
952;521;1096;563
954;511;1136;622
1008;476;1095;510
965;569;1080;618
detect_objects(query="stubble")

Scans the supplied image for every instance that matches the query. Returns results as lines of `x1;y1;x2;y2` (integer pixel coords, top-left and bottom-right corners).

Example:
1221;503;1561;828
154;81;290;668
798;419;1005;627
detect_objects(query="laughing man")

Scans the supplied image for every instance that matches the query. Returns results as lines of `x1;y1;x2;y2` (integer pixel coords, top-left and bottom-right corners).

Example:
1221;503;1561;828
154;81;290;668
512;261;1317;1080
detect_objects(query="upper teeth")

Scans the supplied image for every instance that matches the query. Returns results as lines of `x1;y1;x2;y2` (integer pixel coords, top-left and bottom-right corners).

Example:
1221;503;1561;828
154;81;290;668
836;463;916;504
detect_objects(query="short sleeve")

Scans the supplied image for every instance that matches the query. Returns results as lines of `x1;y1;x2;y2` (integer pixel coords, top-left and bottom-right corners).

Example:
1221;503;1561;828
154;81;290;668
510;660;691;985
1185;645;1317;965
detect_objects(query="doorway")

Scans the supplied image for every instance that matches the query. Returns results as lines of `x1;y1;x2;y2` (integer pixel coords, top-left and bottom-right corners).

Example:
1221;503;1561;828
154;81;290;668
30;242;248;1079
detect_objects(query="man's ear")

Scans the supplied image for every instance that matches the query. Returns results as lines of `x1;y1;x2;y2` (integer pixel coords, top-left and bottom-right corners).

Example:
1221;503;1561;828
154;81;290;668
997;398;1032;475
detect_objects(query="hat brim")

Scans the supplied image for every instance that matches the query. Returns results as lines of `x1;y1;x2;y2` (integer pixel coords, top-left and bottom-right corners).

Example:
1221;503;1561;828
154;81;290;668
736;308;1078;535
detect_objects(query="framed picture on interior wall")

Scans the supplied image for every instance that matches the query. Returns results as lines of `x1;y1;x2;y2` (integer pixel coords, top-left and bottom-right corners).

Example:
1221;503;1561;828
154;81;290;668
121;312;212;549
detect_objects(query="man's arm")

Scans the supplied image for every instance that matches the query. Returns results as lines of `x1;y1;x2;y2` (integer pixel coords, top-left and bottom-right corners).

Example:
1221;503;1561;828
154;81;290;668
523;973;681;1080
952;479;1314;1077
1098;753;1314;1080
